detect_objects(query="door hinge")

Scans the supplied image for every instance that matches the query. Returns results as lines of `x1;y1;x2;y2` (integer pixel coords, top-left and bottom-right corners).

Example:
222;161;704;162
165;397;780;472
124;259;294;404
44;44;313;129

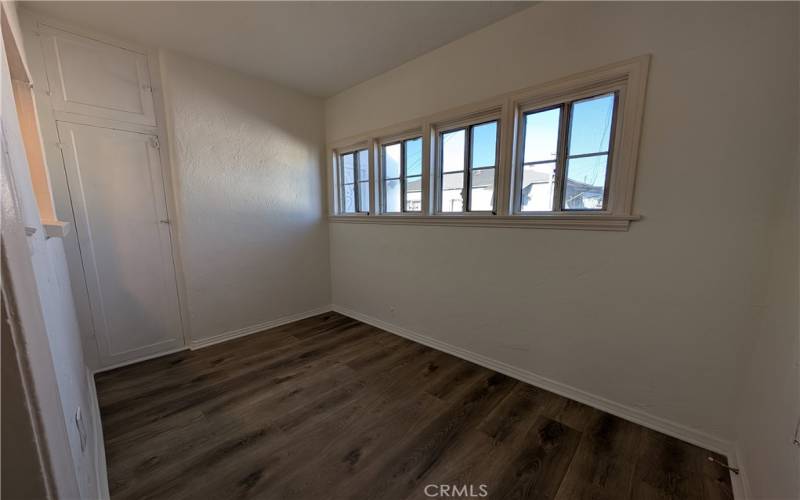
55;142;64;150
141;84;153;92
150;136;160;150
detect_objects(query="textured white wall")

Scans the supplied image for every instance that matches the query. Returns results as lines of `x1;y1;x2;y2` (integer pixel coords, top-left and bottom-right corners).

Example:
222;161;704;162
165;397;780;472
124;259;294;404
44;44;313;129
325;0;797;457
160;51;331;343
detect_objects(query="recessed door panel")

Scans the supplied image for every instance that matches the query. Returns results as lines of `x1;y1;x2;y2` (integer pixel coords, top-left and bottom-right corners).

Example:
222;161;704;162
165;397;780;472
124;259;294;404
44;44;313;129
57;121;182;364
41;26;156;126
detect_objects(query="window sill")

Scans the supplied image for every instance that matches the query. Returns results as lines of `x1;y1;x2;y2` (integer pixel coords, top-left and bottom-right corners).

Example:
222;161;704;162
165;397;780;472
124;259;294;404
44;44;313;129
42;219;72;239
329;213;640;231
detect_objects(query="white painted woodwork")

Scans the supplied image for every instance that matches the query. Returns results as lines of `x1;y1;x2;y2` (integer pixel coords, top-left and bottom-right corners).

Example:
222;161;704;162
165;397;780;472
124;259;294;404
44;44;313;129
56;121;183;365
39;25;156;126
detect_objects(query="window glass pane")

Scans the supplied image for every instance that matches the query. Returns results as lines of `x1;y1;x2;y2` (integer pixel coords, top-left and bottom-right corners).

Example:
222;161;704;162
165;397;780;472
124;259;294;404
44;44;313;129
384;143;401;179
341;153;354;183
520;162;556;212
406;176;422;212
470;168;495;211
569;93;615;156
342;184;355;213
564;154;608;210
385;179;401;212
357;149;369;182
524;108;560;163
358;181;369;212
470;121;497;169
405;138;422;177
441;129;465;173
441;172;464;212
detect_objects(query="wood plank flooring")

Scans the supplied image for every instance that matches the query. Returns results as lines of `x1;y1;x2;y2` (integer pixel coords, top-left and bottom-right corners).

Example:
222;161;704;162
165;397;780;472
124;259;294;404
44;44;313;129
96;312;733;500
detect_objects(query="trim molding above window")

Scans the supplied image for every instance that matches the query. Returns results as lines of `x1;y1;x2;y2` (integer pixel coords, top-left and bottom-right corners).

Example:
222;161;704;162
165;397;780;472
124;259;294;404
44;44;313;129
327;55;650;231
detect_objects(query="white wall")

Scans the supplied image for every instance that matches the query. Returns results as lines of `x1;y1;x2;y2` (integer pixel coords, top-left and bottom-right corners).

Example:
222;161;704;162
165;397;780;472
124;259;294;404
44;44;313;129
2;2;100;497
734;9;800;495
325;0;798;459
159;51;330;344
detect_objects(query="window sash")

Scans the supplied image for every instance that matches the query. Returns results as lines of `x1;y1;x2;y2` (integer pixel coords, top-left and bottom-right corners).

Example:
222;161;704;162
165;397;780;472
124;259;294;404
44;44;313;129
382;137;422;213
515;92;618;214
436;119;499;214
339;149;369;213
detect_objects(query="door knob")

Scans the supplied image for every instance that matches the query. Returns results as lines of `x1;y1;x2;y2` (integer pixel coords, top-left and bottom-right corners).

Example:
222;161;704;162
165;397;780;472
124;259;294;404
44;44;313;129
159;219;170;224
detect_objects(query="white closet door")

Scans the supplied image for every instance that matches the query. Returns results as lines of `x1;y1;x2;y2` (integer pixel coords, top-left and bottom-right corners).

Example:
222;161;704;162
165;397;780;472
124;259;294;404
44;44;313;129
40;25;156;126
57;121;183;365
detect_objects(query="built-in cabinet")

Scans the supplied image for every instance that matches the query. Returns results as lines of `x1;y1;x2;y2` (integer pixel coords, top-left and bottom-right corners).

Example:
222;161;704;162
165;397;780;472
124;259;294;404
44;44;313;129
26;15;185;368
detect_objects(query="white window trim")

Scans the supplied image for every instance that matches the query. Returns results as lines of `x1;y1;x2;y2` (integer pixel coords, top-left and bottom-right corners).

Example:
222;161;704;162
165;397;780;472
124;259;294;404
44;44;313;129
327;55;649;231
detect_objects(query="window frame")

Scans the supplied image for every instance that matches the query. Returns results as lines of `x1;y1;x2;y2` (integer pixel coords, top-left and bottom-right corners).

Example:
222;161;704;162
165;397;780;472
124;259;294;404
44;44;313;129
432;109;502;216
334;143;371;215
378;131;424;215
327;55;650;231
513;88;621;215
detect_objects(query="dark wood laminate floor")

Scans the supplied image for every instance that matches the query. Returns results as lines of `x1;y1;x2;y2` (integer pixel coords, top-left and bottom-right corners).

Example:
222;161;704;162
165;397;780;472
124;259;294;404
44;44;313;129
96;312;733;500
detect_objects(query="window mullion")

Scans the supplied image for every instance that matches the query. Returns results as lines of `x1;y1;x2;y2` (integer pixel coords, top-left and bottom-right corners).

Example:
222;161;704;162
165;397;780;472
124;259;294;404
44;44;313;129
354;153;360;212
553;104;570;212
380;145;386;214
337;156;343;213
400;140;407;213
464;126;471;212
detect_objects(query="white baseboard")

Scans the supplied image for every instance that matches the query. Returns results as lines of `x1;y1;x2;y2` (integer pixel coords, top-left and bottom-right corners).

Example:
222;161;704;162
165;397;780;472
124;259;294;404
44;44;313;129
730;444;752;500
189;305;333;350
85;368;110;500
95;346;189;374
331;304;736;461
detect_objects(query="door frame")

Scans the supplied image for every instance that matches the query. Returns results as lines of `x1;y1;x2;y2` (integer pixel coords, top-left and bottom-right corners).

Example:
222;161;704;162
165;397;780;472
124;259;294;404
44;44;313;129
20;9;192;370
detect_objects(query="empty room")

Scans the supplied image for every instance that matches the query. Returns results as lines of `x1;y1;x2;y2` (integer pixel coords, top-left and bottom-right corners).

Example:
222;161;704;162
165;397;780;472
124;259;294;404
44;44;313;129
1;1;797;499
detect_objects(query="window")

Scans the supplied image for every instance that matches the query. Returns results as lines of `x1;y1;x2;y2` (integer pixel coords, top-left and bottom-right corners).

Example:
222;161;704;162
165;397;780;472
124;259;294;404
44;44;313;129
338;148;369;213
382;137;422;213
517;92;616;212
328;56;649;230
438;120;498;213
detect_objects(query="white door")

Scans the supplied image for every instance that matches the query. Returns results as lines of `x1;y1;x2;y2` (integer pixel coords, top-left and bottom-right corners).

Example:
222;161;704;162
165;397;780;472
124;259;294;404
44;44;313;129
39;25;156;126
56;121;183;365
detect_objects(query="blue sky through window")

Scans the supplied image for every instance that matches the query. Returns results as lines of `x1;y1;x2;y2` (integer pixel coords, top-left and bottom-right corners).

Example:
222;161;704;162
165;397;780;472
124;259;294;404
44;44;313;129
524;108;560;163
569;93;615;155
471;122;497;168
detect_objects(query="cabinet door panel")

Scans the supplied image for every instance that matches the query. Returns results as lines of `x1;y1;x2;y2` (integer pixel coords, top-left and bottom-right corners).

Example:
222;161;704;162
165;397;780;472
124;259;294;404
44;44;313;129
57;121;182;364
41;26;156;126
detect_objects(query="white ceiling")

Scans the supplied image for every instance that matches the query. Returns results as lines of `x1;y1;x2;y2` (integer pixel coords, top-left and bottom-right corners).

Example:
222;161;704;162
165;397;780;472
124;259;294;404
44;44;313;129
23;1;532;97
